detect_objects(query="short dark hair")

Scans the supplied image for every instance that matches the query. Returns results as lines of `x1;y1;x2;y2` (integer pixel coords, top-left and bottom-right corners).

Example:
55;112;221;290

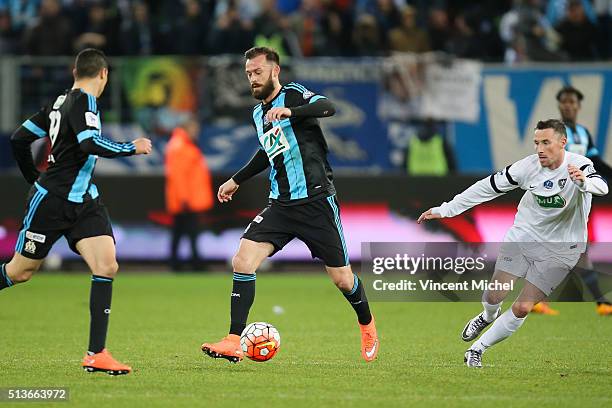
244;47;280;65
535;119;567;138
74;48;108;79
556;85;583;102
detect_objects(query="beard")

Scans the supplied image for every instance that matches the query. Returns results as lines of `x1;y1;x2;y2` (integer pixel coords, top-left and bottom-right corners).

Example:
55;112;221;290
251;72;275;101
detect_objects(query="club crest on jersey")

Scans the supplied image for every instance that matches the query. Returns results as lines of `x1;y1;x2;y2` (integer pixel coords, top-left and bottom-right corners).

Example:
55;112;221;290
558;178;567;189
535;194;566;208
24;240;36;254
543;180;553;189
259;125;289;160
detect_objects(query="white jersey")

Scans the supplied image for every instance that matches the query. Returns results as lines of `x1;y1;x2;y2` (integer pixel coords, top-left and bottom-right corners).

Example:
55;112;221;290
433;152;608;254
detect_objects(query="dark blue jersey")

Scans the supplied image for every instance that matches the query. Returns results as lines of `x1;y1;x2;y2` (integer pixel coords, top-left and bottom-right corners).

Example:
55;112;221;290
565;123;597;157
10;89;135;203
252;82;335;205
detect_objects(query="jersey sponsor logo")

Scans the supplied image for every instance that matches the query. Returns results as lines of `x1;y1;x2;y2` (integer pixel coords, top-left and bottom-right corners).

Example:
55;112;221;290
543;180;553;189
259;125;289;160
534;194;566;208
25;231;46;243
558;178;567;189
85;111;100;129
24;240;37;254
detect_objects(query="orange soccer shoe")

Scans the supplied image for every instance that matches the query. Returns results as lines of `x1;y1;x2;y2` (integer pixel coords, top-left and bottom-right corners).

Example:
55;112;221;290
531;302;560;315
82;349;132;376
596;303;612;316
201;334;244;363
359;316;379;362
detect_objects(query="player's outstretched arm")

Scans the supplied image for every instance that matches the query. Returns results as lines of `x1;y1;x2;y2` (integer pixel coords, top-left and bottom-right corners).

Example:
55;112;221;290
569;163;609;196
79;133;151;158
265;99;336;122
221;149;269;203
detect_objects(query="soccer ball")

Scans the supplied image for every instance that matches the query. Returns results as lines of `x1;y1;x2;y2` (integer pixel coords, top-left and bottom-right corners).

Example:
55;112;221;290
240;322;281;362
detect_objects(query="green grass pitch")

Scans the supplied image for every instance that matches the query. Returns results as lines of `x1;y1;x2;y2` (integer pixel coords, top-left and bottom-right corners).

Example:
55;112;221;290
0;273;610;408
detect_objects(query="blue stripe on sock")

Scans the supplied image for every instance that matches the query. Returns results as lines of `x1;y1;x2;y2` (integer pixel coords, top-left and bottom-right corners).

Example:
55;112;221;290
233;272;256;281
346;274;358;295
2;264;13;287
92;275;114;282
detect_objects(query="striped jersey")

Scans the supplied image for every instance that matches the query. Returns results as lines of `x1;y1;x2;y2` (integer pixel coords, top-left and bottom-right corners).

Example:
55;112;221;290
564;123;598;157
252;82;335;205
12;89;135;203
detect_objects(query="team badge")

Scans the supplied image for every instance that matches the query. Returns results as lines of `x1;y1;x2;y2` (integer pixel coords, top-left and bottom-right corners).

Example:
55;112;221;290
24;240;36;254
558;178;567;189
543;180;553;189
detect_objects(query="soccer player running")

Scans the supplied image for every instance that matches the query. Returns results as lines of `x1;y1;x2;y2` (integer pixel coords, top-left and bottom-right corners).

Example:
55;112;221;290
1;49;152;375
201;47;378;363
418;120;608;367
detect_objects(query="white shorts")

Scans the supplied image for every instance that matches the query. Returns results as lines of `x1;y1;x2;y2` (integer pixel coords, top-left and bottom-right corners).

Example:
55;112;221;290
495;241;581;296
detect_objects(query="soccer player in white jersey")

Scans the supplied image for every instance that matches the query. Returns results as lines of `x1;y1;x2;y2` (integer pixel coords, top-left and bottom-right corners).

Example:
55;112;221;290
418;119;608;368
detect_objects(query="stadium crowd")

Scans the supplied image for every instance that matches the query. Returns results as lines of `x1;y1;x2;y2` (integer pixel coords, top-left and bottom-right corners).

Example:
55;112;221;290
0;0;611;62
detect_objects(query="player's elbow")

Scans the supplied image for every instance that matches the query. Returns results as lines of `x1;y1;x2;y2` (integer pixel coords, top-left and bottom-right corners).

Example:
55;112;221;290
78;139;97;154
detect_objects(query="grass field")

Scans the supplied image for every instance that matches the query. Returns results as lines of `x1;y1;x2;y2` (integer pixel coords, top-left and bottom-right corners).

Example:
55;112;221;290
0;272;610;408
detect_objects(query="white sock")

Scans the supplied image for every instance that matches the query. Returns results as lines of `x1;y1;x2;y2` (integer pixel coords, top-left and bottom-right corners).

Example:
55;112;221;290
482;300;501;322
471;309;525;353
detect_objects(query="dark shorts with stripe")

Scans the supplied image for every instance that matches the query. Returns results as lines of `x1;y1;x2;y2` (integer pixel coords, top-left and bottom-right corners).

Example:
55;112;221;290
242;195;349;267
15;183;114;260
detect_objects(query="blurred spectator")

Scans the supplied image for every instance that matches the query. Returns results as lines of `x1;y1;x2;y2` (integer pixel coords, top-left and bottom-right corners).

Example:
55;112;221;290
406;119;456;176
594;0;611;58
556;0;599;60
447;13;481;58
73;2;118;55
357;0;403;47
352;13;385;56
427;6;452;52
23;0;73;55
165;117;214;272
547;0;596;25
208;1;254;54
0;0;40;34
511;0;566;62
175;0;210;55
214;0;261;24
120;1;153;55
0;9;19;53
388;6;430;53
290;0;327;56
254;0;299;57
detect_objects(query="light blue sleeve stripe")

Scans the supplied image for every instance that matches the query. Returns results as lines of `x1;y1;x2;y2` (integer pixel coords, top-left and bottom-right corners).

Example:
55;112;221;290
77;129;97;143
93;136;121;152
587;147;599;157
288;82;307;92
309;95;326;103
23;120;47;138
94;135;134;152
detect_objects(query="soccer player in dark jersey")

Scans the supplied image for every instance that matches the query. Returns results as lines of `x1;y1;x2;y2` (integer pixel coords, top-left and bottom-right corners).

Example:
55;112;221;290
532;85;612;316
201;47;379;363
0;49;152;375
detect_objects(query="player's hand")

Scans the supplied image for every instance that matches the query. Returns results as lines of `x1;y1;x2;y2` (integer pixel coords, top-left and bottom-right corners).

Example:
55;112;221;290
133;138;152;155
265;107;292;122
568;164;586;185
417;208;442;224
218;178;239;203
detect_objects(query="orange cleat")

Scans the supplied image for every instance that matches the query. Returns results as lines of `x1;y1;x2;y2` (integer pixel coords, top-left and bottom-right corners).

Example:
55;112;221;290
359;316;379;362
201;334;243;363
82;349;131;376
531;302;560;315
596;303;612;316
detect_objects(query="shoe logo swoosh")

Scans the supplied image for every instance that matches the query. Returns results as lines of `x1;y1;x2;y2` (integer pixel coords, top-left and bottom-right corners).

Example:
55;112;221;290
365;340;378;358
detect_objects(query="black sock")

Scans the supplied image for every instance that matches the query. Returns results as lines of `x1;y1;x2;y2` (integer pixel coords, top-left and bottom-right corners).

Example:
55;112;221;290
578;268;609;304
0;264;14;291
229;272;256;335
342;274;372;325
88;275;113;354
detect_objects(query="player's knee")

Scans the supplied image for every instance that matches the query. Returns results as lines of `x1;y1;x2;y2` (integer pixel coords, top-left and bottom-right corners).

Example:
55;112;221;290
232;254;258;274
94;260;119;278
332;272;354;292
512;302;532;318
